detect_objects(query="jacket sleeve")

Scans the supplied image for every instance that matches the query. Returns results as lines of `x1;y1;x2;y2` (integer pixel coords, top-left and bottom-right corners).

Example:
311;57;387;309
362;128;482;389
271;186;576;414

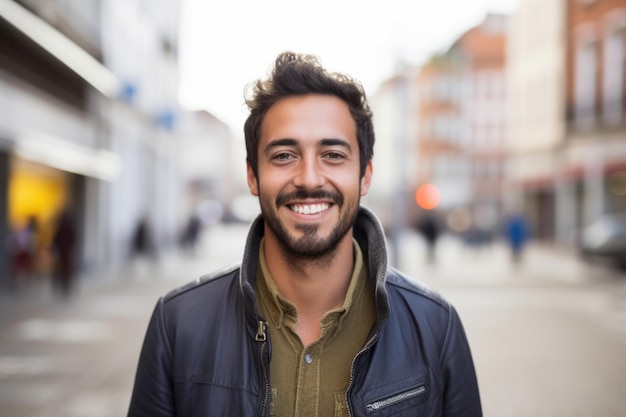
127;298;176;417
440;306;483;417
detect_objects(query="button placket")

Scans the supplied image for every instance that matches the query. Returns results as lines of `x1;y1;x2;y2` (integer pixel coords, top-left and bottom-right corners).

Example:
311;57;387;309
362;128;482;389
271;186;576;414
295;346;321;415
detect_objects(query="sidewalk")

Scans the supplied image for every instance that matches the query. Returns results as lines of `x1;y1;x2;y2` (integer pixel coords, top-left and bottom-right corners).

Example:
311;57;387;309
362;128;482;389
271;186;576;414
0;247;219;417
393;231;626;286
394;231;626;342
0;223;252;417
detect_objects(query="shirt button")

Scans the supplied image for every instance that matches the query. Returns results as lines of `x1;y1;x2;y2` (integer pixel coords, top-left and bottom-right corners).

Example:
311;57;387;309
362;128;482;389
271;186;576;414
304;354;313;364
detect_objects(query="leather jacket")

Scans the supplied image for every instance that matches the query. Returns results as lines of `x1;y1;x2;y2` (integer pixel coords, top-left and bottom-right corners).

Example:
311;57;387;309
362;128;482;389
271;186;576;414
127;207;482;416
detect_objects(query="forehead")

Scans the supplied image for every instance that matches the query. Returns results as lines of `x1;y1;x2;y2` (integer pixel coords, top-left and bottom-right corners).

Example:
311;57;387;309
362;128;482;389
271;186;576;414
259;94;357;145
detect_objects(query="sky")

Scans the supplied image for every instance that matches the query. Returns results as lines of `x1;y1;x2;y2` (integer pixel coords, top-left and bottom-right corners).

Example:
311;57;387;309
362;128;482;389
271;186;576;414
178;0;520;136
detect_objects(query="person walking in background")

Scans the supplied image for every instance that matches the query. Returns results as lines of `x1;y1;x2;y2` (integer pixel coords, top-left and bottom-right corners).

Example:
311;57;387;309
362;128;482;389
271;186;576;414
131;216;151;258
130;215;158;275
9;215;39;287
505;212;529;264
127;51;482;416
417;212;441;264
51;210;77;296
179;212;203;256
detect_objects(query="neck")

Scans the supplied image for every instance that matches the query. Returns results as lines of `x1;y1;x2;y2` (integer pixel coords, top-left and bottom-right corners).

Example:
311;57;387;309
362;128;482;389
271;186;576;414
262;231;355;315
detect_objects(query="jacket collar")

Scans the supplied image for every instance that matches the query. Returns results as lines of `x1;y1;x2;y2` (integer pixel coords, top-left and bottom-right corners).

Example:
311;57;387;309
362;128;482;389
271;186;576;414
239;206;390;334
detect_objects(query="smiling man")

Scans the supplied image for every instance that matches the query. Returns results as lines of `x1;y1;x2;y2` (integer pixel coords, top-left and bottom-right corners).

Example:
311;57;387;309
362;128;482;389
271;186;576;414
127;52;482;417
252;95;365;262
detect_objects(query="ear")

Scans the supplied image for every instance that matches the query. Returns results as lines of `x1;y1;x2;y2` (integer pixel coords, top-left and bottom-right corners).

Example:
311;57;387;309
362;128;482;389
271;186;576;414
360;161;373;196
247;162;259;196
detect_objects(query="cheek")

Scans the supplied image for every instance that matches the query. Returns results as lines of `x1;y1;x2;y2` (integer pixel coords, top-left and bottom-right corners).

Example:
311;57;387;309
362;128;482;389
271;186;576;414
254;175;281;202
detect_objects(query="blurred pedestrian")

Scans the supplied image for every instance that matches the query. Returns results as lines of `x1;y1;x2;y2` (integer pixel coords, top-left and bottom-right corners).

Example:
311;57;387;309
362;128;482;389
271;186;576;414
179;212;203;256
505;212;529;264
9;215;39;286
132;216;151;256
131;215;157;275
51;210;77;296
128;51;482;416
417;212;441;264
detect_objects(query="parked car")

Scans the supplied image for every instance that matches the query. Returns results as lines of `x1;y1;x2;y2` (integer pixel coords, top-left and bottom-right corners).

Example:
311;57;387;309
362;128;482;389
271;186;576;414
581;213;626;271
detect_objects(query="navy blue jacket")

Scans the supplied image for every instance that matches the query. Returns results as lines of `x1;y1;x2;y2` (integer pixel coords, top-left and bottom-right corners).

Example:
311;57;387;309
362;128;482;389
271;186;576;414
127;208;482;416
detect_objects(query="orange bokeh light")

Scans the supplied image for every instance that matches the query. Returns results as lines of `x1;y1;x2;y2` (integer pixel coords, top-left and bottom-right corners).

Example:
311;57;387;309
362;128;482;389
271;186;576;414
415;183;440;210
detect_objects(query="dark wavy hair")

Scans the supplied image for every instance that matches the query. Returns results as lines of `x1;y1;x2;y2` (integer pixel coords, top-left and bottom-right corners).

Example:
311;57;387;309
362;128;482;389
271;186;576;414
244;51;375;178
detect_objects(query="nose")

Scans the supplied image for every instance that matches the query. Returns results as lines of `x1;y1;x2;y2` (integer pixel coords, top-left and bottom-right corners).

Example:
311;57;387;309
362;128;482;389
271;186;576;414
293;154;325;189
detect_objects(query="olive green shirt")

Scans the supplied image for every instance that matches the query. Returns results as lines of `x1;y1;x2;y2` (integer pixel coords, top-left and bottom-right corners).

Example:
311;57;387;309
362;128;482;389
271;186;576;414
256;239;376;417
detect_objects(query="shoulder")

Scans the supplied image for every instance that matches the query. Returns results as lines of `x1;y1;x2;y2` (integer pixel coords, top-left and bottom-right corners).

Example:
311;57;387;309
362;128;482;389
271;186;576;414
371;268;474;369
144;264;256;373
157;263;242;320
384;267;452;315
382;268;467;351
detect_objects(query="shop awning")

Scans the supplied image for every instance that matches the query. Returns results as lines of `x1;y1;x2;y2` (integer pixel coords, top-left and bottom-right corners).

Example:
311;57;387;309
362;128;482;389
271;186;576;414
11;131;121;182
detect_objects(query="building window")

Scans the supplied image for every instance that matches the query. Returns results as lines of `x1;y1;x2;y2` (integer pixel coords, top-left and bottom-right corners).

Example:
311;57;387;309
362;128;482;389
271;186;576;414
575;33;598;128
479;125;490;147
603;15;626;125
476;72;488;98
434;115;449;142
492;72;504;98
434;156;449;179
420;119;432;140
435;75;450;102
473;160;485;179
489;160;501;179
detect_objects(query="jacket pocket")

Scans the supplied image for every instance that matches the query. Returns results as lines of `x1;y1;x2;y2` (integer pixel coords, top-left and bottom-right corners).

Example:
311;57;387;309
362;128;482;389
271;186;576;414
365;384;428;415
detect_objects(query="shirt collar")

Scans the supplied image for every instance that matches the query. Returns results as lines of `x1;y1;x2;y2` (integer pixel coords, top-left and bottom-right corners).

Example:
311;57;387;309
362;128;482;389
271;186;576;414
256;237;366;335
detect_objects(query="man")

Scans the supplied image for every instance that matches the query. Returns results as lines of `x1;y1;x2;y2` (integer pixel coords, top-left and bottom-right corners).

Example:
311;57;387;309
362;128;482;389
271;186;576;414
127;51;482;416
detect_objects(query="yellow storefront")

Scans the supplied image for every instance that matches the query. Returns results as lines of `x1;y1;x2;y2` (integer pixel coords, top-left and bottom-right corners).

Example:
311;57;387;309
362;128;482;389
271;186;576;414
8;157;72;274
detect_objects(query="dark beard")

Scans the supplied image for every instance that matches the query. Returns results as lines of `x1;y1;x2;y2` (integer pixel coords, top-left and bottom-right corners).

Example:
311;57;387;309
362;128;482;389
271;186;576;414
261;188;359;259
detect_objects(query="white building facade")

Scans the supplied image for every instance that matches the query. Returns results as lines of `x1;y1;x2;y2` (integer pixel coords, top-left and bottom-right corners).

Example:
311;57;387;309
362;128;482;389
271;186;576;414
0;0;187;282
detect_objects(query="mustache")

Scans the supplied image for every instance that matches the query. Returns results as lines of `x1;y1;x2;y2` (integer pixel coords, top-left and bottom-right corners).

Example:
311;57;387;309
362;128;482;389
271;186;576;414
276;189;344;208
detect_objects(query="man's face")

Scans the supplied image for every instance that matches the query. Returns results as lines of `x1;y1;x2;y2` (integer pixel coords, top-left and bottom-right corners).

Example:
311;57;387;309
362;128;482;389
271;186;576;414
247;94;372;259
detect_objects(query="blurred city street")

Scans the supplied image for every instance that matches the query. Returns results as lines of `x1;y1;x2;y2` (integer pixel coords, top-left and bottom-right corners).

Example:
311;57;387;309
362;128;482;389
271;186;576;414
1;223;625;417
1;1;625;416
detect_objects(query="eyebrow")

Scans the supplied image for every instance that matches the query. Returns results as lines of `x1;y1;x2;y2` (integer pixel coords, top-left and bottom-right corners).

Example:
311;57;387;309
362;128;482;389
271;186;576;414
319;138;352;152
264;138;298;153
264;138;353;154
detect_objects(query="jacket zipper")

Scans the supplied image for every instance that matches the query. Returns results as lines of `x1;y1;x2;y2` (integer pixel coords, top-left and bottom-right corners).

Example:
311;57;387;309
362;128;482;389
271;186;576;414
256;320;270;417
345;330;379;417
365;385;426;412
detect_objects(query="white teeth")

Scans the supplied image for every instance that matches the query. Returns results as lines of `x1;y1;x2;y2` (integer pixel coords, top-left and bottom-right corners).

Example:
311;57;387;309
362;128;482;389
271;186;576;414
290;203;330;215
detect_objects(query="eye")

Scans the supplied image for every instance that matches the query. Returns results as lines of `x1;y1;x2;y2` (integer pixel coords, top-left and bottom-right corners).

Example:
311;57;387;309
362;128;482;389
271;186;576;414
271;152;295;163
324;152;345;162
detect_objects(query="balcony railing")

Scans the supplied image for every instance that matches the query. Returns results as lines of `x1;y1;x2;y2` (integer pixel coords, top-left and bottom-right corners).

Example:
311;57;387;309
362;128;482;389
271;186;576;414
565;96;626;135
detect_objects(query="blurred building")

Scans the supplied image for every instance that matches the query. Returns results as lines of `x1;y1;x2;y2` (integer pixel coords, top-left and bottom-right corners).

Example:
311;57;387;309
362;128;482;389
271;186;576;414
0;0;229;285
367;65;420;232
369;14;509;239
565;0;626;233
414;54;470;219
507;0;566;241
177;109;233;226
414;14;509;235
508;0;626;246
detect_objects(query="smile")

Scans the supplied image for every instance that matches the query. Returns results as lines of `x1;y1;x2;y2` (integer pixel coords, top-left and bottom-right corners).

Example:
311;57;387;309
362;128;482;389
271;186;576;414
289;203;330;215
